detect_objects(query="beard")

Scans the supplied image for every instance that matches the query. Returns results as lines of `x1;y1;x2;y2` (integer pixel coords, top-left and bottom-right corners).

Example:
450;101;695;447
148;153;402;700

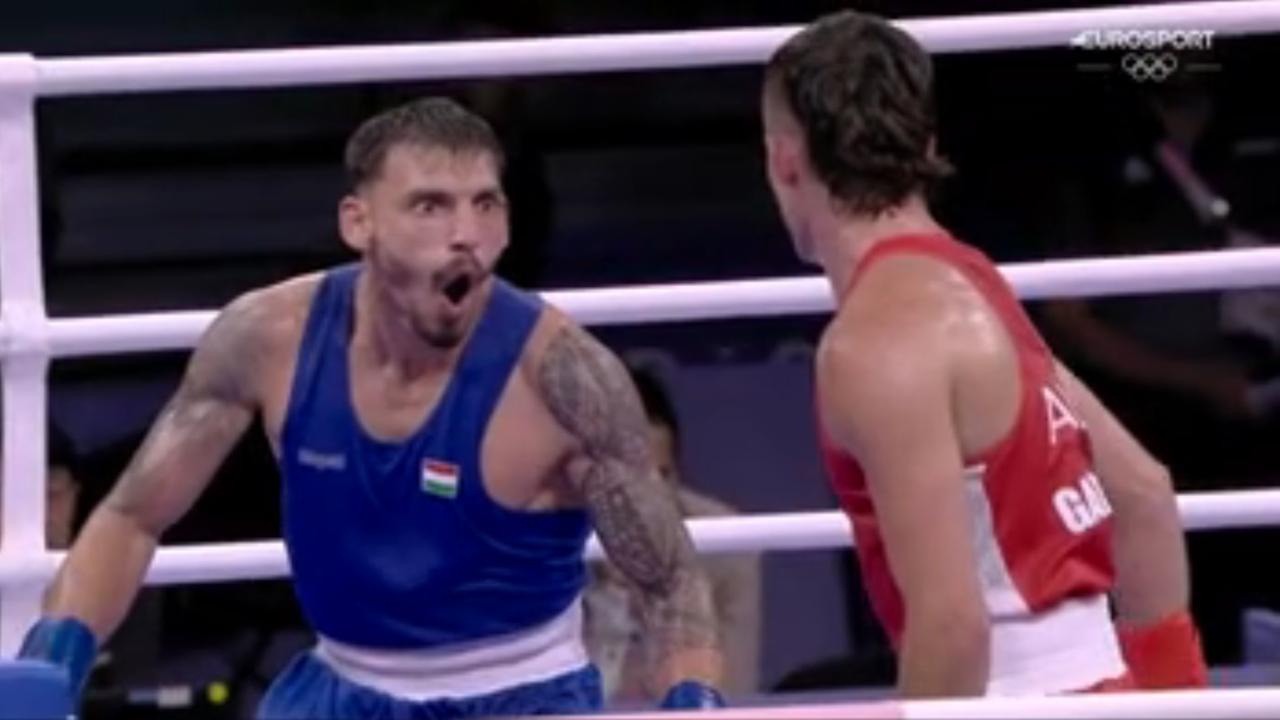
366;237;492;350
411;311;466;349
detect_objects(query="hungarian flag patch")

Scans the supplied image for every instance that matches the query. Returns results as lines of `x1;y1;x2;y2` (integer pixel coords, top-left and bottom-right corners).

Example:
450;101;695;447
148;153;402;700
421;459;460;499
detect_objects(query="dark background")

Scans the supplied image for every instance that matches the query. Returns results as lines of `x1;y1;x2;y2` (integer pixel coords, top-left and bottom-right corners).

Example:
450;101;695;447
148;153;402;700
2;0;1279;715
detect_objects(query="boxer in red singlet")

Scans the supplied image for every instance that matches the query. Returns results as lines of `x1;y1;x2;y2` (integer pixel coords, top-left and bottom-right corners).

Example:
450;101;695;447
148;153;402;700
761;10;1208;697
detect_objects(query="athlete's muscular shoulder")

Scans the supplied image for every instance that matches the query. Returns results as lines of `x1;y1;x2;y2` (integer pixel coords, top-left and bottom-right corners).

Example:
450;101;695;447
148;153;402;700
209;281;302;382
103;275;316;533
517;308;646;465
519;306;668;513
837;252;987;341
230;274;323;433
821;253;1019;456
227;273;319;355
820;255;963;395
101;272;325;535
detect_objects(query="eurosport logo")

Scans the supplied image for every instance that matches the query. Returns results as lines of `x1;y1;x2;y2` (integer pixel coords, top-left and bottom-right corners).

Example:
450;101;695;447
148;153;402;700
1069;29;1215;52
1070;28;1218;83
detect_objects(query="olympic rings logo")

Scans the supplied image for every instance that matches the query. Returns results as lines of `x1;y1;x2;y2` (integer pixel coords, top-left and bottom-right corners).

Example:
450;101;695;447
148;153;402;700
1121;52;1179;82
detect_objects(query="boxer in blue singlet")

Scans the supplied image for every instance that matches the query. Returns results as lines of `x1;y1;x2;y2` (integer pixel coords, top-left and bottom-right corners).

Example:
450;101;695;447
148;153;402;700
15;97;725;718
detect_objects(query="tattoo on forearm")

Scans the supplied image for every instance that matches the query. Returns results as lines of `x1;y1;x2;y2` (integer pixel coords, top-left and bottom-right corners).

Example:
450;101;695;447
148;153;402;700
539;325;720;659
584;476;676;589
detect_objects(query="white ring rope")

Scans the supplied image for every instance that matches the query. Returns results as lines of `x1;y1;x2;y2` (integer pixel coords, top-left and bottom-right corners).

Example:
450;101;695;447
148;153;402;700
9;246;1280;359
2;489;1279;587
4;0;1280;668
29;1;1280;96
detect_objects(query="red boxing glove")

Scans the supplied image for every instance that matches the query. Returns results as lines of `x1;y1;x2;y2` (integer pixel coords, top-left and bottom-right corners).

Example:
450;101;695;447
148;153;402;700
1116;610;1209;689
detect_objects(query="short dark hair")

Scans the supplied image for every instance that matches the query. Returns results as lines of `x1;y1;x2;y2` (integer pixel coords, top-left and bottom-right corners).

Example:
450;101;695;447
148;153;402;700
344;97;505;190
765;10;952;216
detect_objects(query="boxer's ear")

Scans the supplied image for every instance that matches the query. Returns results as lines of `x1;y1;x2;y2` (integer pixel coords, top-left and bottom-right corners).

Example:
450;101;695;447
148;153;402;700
338;194;371;253
761;80;806;190
765;133;804;190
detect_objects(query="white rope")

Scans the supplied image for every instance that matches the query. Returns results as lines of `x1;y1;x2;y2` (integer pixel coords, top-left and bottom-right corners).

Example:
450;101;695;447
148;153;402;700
11;246;1280;359
1;489;1276;587
0;54;51;656
4;0;1280;651
613;688;1280;719
32;1;1280;96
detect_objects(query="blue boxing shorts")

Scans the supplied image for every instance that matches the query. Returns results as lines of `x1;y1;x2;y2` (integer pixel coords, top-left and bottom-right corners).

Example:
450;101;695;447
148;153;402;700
257;651;603;719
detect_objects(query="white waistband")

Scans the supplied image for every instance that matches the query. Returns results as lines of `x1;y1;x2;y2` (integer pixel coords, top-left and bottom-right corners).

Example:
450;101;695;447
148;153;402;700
987;594;1127;696
314;599;590;701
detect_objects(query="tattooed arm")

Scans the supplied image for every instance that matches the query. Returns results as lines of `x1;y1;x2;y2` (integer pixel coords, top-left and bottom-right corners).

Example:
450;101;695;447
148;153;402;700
42;291;268;642
537;320;723;695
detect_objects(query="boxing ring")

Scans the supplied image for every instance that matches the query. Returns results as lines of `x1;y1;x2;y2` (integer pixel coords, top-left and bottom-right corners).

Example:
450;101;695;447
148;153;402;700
3;0;1280;716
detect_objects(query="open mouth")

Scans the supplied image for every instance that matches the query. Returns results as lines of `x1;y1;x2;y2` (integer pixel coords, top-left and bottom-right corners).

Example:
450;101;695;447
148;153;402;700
442;273;474;305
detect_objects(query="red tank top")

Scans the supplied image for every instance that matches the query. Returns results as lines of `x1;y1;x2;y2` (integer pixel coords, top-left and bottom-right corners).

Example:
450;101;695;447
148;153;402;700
818;234;1116;648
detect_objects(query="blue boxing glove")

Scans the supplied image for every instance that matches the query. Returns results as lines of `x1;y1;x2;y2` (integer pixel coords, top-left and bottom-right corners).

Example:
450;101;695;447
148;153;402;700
18;617;98;700
0;661;74;720
659;680;726;710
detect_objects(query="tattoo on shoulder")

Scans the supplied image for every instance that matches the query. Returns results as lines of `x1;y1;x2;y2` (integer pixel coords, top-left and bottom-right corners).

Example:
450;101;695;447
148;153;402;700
186;291;276;406
538;323;650;465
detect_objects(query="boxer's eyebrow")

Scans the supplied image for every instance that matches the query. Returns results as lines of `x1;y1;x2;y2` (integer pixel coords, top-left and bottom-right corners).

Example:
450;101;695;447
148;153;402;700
403;189;455;210
472;188;507;207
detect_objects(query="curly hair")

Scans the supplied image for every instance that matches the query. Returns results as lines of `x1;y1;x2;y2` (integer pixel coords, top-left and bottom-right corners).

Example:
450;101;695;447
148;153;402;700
766;10;952;216
344;97;504;191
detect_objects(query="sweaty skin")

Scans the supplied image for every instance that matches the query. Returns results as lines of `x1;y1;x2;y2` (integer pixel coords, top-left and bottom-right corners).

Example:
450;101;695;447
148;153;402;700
819;248;1188;697
42;141;721;696
817;253;999;697
761;42;1189;691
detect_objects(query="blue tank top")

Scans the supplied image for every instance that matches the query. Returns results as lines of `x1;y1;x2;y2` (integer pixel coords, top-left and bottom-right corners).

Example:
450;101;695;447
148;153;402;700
280;264;591;649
